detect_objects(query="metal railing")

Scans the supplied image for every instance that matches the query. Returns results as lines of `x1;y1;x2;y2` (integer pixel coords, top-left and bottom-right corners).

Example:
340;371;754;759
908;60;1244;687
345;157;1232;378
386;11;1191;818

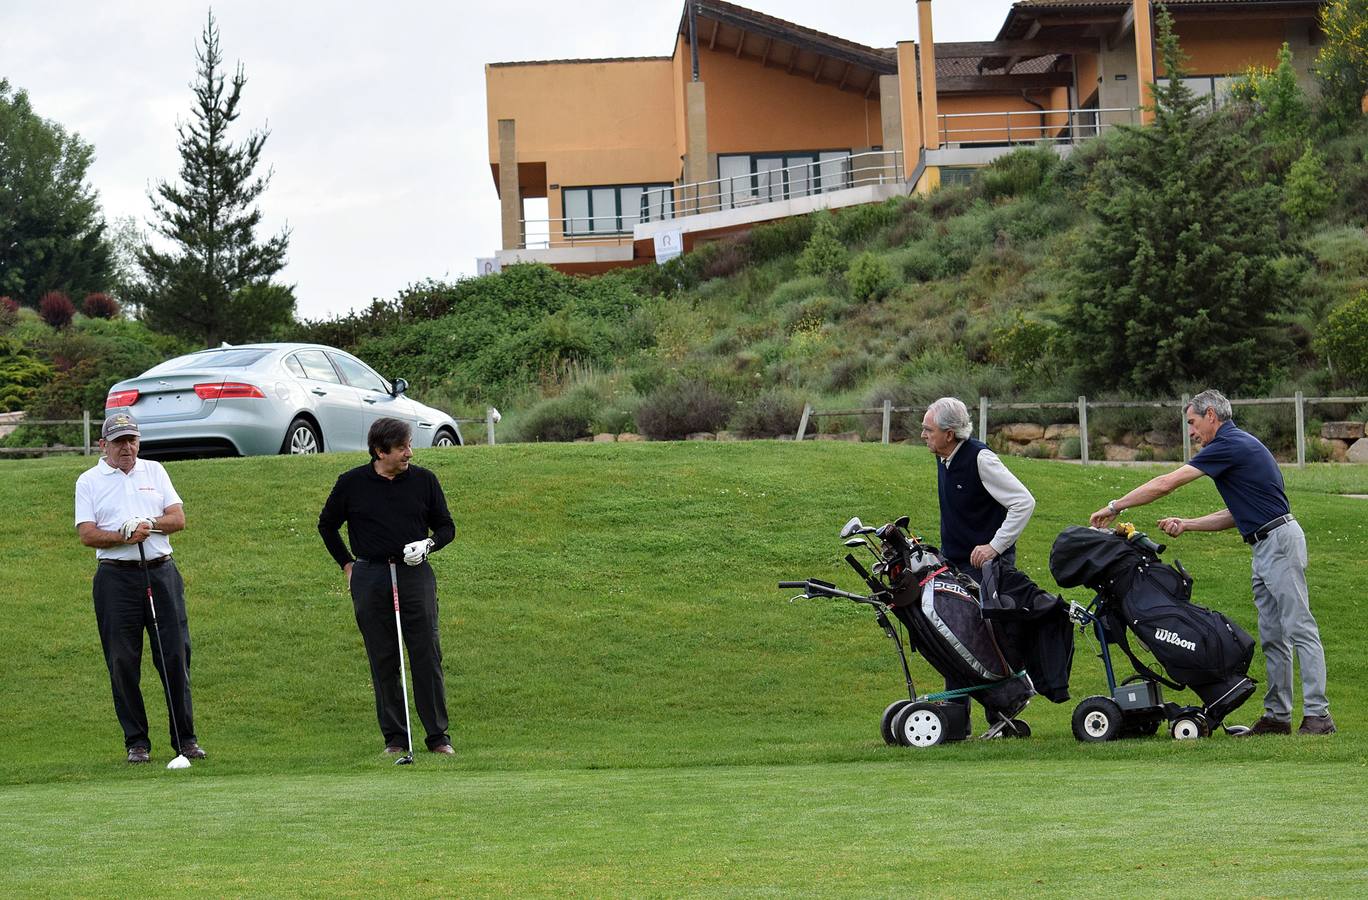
795;394;1368;468
936;106;1137;147
516;150;906;250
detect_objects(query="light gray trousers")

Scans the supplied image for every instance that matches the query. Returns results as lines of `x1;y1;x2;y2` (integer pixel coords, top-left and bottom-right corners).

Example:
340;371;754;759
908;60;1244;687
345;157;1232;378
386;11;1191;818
1250;520;1329;719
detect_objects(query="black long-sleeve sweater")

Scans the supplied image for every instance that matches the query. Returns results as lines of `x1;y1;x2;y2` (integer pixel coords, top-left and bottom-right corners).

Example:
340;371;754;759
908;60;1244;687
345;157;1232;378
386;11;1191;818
318;462;455;569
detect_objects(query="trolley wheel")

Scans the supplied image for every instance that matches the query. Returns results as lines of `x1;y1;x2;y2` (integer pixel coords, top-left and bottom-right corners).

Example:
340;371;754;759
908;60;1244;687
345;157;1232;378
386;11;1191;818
1171;714;1211;740
880;700;913;746
1007;719;1031;738
1072;696;1124;742
893;702;947;748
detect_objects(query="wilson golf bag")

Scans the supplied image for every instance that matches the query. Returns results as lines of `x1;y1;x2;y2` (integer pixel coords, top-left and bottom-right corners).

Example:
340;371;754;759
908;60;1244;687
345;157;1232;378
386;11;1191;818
1050;526;1256;725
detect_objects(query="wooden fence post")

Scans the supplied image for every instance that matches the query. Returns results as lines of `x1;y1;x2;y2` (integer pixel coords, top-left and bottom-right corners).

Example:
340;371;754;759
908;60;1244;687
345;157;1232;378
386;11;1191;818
486;409;497;446
83;410;92;456
881;399;892;445
1078;396;1089;465
979;396;988;444
1295;390;1305;467
1181;393;1191;462
796;403;812;441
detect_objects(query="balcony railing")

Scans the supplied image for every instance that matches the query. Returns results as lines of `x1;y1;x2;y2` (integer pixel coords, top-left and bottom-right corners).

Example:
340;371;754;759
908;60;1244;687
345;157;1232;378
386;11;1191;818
515;150;906;250
936;106;1137;147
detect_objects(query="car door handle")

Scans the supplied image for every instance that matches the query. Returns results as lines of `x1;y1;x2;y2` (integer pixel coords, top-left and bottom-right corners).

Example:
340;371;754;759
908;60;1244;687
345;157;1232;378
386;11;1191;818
311;388;328;396
363;397;378;404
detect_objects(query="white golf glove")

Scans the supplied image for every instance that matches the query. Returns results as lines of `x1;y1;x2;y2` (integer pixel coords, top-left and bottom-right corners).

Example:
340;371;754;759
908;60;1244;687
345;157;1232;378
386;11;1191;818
119;516;155;540
403;538;435;566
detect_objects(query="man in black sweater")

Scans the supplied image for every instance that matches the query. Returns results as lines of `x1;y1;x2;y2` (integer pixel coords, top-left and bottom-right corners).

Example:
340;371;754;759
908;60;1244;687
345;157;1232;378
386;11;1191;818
318;417;456;754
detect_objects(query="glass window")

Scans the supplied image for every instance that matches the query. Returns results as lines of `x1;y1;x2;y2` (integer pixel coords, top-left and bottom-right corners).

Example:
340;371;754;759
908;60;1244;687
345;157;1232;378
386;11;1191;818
164;348;272;370
645;186;674;222
786;155;816;198
591;188;617;233
620;186;644;229
330;353;388;393
940;168;977;187
283;355;307;378
292;350;342;383
755;158;784;203
819;152;850;193
719;156;751;210
565;189;590;236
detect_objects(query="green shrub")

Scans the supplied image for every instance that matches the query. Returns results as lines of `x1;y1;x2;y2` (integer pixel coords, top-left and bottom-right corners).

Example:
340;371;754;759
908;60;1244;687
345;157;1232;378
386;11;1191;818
835;199;901;245
846;252;896;303
796;212;848;277
635;378;733;439
1283;146;1335;228
749;215;814;263
732;388;805;437
695;236;751;280
0;337;51;411
769;275;827;308
1058;435;1082;460
979;146;1061;201
1316;289;1368;386
990;312;1060;376
512;388;600;442
890;242;946;282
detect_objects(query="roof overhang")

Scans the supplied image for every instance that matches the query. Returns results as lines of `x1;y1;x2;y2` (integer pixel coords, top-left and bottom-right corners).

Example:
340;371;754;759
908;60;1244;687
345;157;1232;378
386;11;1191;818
678;0;896;98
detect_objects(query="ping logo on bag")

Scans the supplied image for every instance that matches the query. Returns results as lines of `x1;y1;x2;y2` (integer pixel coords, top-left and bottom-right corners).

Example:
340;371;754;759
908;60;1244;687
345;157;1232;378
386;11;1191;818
1155;628;1197;652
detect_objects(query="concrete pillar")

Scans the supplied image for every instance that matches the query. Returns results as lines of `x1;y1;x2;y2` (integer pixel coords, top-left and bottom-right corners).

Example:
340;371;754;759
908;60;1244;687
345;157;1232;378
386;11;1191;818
916;0;939;150
497;119;522;250
896;41;923;179
1133;0;1156;125
685;81;711;214
879;74;902;184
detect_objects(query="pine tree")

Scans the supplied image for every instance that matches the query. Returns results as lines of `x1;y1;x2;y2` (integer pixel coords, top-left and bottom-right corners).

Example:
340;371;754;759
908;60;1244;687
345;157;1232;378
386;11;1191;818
1065;8;1290;396
138;10;291;345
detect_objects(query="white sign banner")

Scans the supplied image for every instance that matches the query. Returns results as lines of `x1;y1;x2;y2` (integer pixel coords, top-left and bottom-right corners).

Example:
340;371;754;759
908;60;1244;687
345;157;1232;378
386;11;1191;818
653;229;683;265
476;257;502;276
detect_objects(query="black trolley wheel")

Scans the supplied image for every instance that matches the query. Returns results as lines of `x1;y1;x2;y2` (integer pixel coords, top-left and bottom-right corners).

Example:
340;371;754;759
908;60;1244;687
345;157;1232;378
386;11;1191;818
1072;696;1124;742
880;700;914;746
893;702;948;749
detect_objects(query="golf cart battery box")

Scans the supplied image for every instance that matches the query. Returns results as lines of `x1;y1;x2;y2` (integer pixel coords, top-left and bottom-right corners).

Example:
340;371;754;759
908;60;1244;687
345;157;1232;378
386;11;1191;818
1114;681;1163;710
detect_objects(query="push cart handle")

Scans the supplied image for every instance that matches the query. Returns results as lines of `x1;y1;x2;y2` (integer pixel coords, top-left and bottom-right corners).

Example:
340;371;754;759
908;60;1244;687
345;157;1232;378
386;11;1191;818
778;581;808;589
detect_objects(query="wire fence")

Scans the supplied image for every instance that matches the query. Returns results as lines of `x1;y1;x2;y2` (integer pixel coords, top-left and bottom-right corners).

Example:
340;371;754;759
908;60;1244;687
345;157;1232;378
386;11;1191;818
796;394;1368;467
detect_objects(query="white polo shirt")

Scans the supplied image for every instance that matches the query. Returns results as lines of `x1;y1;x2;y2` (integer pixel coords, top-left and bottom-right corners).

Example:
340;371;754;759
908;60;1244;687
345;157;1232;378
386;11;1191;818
75;457;183;561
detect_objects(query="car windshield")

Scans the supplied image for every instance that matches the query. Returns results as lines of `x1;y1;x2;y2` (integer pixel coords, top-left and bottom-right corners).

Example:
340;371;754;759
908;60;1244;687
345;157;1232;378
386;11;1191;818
160;349;273;370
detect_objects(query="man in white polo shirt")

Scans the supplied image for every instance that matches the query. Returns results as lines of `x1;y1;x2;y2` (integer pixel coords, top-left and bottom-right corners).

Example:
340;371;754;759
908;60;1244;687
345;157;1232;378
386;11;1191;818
75;412;206;764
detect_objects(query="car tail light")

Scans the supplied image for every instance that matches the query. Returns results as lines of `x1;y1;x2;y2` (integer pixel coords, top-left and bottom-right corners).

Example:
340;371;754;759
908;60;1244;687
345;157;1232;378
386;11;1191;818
193;382;267;400
106;389;140;409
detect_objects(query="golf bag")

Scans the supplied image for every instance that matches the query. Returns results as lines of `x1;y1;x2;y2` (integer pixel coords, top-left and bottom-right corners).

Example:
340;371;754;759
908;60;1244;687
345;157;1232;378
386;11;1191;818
874;526;1072;724
1049;526;1256;724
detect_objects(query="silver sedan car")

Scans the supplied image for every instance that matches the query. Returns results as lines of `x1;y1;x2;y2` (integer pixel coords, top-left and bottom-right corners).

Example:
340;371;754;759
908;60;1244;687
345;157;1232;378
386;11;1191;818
104;343;463;458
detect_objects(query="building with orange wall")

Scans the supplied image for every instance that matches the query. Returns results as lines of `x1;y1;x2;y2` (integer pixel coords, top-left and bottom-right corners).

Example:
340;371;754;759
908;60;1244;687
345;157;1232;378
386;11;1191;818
485;0;1328;273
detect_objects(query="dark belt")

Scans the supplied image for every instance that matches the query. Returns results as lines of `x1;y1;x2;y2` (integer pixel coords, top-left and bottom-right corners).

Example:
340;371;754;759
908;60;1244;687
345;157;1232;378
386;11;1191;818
1244;514;1294;545
354;557;398;565
100;555;171;569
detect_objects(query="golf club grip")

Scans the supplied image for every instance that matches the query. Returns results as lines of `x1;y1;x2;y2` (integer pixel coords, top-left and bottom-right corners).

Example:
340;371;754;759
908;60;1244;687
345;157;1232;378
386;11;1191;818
778;581;807;589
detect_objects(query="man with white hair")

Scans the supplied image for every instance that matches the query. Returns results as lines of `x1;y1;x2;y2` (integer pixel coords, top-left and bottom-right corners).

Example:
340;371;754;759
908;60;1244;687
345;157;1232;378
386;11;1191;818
1089;388;1333;736
921;397;1036;582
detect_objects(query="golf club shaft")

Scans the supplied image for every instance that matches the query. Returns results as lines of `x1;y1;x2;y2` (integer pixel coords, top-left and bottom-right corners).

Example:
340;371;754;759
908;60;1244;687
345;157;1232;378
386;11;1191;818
139;541;185;755
389;561;414;756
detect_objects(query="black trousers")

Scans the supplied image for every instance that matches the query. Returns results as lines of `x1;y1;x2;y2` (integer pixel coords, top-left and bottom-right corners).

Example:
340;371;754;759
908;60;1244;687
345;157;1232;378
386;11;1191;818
350;560;449;749
92;559;196;751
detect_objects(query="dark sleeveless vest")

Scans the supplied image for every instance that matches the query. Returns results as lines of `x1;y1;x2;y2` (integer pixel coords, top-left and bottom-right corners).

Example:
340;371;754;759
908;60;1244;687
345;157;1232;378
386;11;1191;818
937;438;1008;563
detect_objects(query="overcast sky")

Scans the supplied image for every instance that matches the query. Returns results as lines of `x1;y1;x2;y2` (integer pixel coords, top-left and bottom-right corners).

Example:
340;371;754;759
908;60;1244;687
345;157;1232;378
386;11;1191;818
2;0;1017;321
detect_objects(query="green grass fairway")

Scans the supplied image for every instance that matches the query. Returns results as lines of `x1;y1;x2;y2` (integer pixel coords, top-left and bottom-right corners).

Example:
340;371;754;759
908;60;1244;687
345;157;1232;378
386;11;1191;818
3;443;1366;896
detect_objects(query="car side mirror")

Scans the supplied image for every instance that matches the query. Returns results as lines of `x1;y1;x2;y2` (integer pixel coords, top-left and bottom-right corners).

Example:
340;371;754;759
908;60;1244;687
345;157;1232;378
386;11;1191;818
391;378;408;397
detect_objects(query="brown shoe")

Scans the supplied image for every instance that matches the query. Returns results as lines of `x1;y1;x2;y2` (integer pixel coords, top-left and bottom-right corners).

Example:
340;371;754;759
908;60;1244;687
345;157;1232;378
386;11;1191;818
383;745;406;754
430;743;455;755
1298;715;1337;735
1237;715;1292;736
179;742;207;760
127;746;151;763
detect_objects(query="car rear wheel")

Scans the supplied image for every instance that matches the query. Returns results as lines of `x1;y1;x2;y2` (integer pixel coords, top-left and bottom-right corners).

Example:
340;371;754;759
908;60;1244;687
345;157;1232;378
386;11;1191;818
433;428;459;447
283;417;321;454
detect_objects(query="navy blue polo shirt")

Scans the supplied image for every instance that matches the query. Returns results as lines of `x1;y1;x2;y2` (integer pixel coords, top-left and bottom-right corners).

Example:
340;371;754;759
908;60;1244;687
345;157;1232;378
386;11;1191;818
1188;420;1291;537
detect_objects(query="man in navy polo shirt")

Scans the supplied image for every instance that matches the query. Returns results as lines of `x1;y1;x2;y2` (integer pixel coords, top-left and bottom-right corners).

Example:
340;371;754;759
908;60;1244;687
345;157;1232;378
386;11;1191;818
1089;389;1333;736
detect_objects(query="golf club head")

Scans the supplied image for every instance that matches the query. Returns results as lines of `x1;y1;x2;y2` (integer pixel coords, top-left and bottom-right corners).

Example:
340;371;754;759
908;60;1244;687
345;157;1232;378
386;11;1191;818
166;755;191;770
843;538;867;548
1223;724;1252;736
394;754;414;766
840;517;864;539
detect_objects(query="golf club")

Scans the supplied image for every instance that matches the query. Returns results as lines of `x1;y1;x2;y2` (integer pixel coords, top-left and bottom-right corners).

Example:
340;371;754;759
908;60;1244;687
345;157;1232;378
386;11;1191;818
138;542;191;770
388;560;415;766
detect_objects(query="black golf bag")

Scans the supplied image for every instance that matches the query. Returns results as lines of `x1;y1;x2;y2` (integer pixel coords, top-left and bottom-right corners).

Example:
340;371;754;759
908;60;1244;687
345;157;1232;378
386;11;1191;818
874;526;1073;725
1050;526;1256;724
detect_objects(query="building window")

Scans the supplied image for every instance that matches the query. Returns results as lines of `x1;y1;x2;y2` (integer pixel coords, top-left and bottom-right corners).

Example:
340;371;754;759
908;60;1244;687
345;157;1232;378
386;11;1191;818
1181;75;1241;111
717;151;853;210
564;184;673;235
939;167;976;188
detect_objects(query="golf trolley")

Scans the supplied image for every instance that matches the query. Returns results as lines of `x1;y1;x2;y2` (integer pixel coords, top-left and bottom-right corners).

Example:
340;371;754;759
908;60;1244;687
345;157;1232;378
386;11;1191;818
1054;524;1257;742
780;516;1034;749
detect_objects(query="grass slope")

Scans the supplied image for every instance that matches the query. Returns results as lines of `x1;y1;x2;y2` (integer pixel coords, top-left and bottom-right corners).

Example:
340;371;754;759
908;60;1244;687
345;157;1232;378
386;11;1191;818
2;444;1366;895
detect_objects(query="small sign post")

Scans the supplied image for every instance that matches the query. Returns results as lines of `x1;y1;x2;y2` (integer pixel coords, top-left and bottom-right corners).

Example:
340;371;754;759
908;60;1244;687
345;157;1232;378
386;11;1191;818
653;229;683;264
